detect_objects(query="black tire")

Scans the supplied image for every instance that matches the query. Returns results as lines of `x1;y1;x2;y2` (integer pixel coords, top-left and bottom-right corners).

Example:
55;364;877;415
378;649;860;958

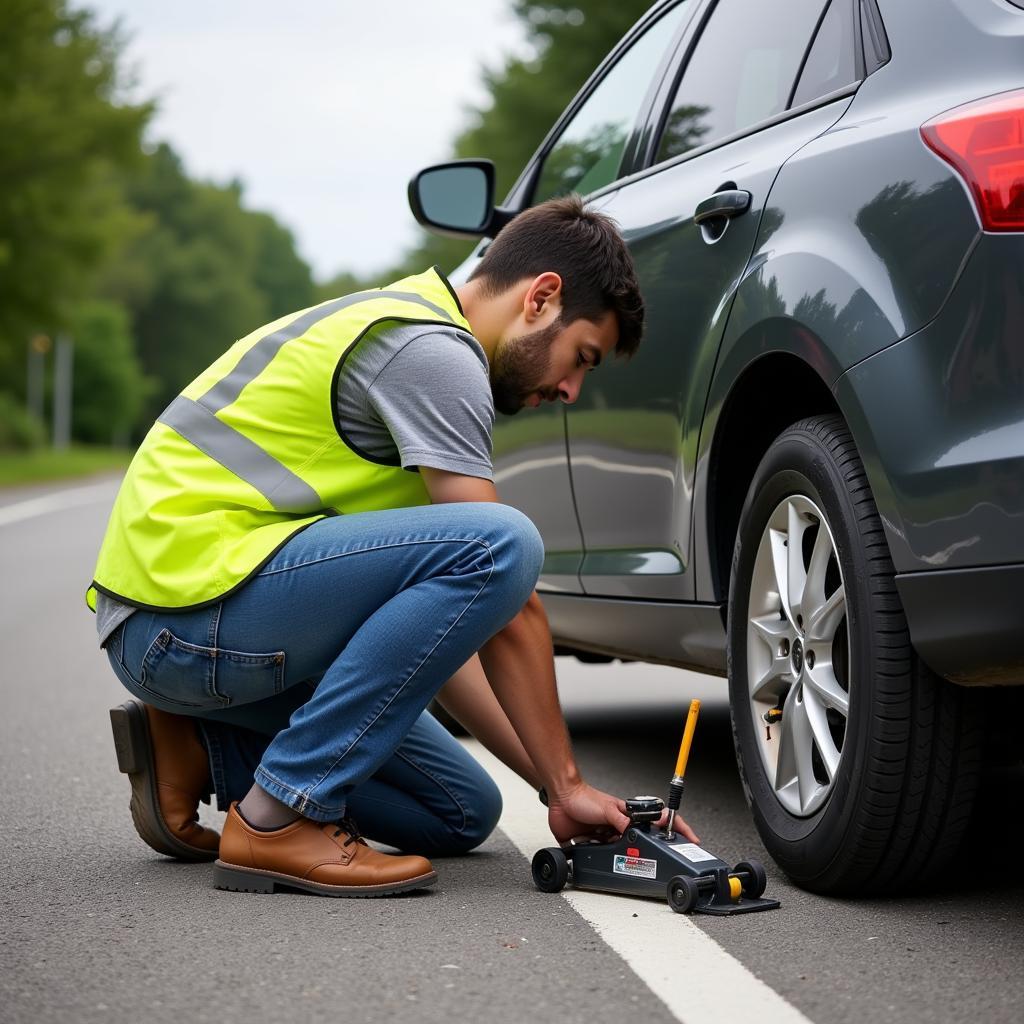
667;875;700;914
733;859;767;899
727;415;983;895
532;848;569;893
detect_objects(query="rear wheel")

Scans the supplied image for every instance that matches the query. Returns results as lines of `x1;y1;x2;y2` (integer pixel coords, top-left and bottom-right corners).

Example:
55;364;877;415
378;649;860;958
532;848;569;893
727;415;983;895
667;875;701;914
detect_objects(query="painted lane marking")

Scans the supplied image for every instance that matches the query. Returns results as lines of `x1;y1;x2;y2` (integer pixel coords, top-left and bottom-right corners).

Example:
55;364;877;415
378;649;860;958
0;481;117;528
461;739;813;1024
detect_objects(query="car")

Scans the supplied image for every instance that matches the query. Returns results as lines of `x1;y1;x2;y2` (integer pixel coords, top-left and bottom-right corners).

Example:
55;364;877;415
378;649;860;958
408;0;1024;895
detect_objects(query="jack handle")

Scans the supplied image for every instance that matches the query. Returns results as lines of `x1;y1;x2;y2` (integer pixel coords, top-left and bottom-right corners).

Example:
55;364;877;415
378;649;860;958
664;698;701;839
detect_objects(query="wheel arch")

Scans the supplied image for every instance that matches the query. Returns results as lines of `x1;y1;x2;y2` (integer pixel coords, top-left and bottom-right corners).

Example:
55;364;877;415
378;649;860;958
699;347;843;604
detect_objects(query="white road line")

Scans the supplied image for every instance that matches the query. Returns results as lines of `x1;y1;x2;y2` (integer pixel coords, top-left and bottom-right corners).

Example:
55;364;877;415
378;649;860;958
461;739;813;1024
0;481;117;527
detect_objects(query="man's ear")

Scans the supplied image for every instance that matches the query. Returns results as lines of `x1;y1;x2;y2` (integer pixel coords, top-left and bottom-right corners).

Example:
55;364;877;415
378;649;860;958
522;272;563;324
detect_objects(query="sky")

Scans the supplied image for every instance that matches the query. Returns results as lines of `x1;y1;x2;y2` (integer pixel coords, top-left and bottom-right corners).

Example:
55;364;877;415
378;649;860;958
87;1;527;281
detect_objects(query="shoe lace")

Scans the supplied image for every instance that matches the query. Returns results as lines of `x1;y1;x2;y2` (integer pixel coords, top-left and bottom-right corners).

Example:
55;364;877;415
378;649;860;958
332;816;367;847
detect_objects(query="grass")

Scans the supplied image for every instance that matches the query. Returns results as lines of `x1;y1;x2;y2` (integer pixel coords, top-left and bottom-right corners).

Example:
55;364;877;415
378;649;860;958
0;445;131;488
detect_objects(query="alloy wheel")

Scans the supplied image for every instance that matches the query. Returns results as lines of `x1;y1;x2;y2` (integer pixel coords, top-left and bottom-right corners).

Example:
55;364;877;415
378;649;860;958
745;494;850;816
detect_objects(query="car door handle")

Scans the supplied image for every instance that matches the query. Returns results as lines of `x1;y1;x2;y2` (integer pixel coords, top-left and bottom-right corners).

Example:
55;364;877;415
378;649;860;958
694;189;752;225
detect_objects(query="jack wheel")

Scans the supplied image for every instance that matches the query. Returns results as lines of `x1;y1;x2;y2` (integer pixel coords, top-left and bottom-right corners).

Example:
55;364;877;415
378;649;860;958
532;848;569;893
733;859;767;898
667;874;701;914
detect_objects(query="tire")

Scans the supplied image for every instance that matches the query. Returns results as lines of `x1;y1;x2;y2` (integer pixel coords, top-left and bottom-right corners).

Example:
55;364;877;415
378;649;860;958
727;415;983;895
667;875;700;914
733;859;767;899
532;848;569;893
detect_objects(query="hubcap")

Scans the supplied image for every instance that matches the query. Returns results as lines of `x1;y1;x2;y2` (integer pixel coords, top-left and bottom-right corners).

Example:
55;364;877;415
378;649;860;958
745;494;850;817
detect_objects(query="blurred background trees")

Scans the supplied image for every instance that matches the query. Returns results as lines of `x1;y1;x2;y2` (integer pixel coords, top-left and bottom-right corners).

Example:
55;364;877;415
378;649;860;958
1;0;650;454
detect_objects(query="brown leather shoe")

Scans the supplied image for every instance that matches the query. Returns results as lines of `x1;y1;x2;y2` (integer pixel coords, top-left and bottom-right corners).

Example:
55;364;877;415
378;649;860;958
109;699;221;861
213;803;437;897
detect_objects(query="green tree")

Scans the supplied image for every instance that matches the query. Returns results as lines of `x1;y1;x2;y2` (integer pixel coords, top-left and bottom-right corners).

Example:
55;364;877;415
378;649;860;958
0;0;150;385
69;299;152;444
384;1;655;281
102;144;314;422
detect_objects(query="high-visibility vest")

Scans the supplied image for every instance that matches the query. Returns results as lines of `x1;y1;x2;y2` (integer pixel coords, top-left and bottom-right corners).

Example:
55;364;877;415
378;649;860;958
88;267;472;611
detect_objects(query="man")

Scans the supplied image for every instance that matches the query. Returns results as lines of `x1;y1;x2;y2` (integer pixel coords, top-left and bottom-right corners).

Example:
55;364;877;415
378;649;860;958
91;195;699;898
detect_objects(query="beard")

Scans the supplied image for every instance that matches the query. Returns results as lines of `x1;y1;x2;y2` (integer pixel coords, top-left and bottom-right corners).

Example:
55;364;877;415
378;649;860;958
489;317;562;415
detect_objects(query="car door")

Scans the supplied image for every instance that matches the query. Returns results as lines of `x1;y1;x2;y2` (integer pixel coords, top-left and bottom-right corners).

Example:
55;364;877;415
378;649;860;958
488;1;693;595
565;0;862;601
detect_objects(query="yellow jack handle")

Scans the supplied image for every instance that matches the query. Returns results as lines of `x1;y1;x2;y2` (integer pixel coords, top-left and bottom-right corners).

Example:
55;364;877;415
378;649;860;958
673;699;702;780
664;699;701;839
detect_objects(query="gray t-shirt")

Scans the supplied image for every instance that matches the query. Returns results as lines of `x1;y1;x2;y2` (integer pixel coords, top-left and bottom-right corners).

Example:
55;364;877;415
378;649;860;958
96;320;494;644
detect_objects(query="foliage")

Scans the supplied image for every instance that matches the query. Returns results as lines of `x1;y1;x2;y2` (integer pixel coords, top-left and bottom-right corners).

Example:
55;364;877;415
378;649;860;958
0;444;130;485
68;300;151;444
0;0;150;385
0;392;46;452
100;143;315;423
2;0;653;455
387;0;655;281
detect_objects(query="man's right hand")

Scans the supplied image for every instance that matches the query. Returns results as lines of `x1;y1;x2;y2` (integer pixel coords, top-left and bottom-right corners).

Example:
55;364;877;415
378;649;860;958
546;781;631;845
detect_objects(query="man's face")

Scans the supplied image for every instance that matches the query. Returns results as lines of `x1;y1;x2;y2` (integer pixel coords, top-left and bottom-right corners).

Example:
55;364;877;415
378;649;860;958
489;310;618;416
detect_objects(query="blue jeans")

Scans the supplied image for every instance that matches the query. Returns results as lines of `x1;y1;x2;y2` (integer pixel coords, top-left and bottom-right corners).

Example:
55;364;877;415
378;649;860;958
105;502;543;856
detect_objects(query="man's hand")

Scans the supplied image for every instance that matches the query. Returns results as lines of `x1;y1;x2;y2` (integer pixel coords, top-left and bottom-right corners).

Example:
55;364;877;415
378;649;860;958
653;807;701;845
546;782;631;845
548;783;702;846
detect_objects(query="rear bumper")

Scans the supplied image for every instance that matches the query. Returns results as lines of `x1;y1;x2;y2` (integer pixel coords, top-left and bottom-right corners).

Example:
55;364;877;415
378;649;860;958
896;562;1024;685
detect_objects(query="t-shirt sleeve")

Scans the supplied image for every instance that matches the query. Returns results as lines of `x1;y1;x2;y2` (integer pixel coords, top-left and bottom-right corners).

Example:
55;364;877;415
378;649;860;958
366;330;495;479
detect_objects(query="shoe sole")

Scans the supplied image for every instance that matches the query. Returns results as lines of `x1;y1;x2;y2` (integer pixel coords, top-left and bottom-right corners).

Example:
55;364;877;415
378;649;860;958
110;699;217;862
212;860;439;898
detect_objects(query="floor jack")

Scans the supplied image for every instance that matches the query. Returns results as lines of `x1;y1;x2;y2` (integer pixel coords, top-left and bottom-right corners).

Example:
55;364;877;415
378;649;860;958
531;700;781;915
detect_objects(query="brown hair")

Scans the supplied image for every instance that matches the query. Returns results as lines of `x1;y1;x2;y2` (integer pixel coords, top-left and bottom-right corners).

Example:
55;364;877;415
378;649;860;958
468;194;644;357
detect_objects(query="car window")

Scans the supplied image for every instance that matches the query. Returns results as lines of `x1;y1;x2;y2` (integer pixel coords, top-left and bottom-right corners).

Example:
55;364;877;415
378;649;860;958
790;0;858;108
655;0;828;164
532;3;689;204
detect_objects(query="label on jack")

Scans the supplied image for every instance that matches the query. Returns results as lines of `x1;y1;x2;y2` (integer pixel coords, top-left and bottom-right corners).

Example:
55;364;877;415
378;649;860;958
613;854;658;879
670;843;717;862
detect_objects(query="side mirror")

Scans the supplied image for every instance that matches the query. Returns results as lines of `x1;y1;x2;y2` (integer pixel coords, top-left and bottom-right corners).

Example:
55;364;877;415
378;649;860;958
408;159;514;239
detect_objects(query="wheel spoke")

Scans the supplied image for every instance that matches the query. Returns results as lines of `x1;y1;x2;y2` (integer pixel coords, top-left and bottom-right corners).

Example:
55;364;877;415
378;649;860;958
807;585;846;643
801;522;833;627
803;661;849;716
803;686;842;781
773;687;800;794
749;614;793;702
783;690;818;813
786;501;808;623
769;527;792;624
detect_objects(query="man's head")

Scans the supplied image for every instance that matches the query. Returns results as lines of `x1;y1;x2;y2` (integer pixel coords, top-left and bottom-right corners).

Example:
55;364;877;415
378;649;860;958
461;195;644;415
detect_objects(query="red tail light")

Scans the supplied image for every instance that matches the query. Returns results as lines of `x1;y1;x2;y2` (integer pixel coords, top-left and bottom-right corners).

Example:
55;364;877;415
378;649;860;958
921;89;1024;232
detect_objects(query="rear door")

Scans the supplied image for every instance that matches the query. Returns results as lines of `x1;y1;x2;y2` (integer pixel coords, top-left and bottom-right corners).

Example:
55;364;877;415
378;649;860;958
566;0;861;600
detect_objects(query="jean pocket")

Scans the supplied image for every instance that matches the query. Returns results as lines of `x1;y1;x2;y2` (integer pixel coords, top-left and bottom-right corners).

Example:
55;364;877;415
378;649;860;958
139;629;286;710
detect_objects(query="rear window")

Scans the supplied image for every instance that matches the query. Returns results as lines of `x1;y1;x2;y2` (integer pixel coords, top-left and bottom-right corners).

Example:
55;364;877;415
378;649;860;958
791;0;859;108
655;0;829;164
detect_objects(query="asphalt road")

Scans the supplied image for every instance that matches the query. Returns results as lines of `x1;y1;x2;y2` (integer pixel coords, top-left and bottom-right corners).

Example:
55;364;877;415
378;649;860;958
1;475;1021;1024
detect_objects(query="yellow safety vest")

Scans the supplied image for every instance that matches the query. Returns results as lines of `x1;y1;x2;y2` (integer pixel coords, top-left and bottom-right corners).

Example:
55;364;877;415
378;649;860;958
88;267;472;611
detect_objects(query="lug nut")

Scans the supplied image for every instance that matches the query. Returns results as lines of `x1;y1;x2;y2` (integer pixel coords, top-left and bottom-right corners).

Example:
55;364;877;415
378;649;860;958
806;650;815;669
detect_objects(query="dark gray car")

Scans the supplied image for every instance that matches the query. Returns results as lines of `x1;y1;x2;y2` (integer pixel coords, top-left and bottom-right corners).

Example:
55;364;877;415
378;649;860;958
409;0;1024;895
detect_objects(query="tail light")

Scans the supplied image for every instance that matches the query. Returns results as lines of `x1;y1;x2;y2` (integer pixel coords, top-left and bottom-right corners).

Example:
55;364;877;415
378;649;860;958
921;89;1024;232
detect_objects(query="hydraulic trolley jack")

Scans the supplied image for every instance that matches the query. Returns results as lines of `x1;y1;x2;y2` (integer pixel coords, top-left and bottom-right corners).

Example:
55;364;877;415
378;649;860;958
531;699;781;915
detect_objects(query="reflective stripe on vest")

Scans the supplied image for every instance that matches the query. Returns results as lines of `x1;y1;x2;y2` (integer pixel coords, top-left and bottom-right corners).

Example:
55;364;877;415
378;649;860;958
156;289;454;512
